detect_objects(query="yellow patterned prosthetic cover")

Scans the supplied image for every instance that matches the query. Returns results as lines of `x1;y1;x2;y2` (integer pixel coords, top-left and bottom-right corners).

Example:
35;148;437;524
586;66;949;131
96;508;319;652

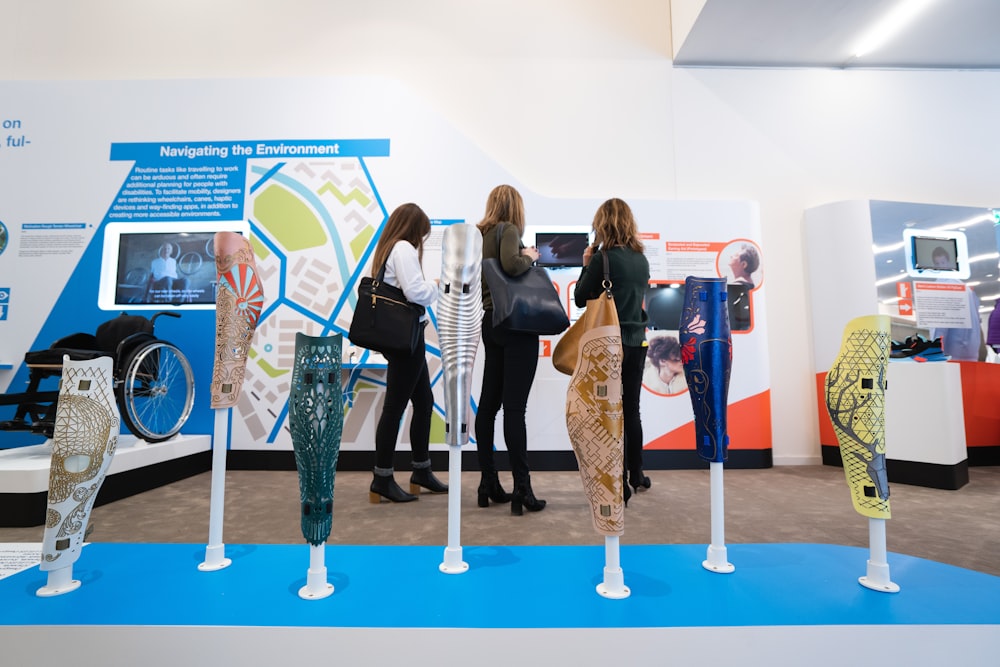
40;355;120;571
565;323;625;536
210;231;265;409
825;315;891;519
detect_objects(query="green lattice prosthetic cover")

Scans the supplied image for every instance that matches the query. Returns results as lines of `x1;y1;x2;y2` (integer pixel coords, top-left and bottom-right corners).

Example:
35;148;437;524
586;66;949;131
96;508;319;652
289;333;343;545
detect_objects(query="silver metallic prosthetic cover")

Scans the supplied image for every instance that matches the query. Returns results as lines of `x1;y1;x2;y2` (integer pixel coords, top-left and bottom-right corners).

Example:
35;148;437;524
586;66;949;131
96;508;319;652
438;224;483;446
40;355;120;571
210;231;265;409
289;333;344;546
565;323;625;537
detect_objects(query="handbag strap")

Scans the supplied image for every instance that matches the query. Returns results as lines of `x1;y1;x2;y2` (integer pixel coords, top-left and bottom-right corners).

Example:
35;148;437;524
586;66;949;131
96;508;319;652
599;248;613;299
374;259;389;285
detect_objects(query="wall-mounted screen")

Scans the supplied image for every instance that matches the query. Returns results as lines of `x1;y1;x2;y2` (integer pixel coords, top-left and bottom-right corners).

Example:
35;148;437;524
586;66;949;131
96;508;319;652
645;283;684;331
534;232;589;268
903;229;970;280
98;221;251;311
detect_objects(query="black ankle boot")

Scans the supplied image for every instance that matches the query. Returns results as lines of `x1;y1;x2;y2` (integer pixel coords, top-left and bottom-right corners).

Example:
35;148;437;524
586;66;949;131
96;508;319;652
369;474;417;503
477;471;511;507
409;466;448;494
629;470;651;493
623;475;632;507
510;480;546;515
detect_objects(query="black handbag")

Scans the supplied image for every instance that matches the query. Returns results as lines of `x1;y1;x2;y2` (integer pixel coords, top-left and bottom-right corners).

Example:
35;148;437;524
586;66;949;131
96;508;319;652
482;223;569;336
348;262;425;355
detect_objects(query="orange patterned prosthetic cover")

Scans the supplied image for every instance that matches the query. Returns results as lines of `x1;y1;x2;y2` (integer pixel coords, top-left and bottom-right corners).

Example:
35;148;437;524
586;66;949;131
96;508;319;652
210;231;265;409
565;323;625;536
825;315;891;520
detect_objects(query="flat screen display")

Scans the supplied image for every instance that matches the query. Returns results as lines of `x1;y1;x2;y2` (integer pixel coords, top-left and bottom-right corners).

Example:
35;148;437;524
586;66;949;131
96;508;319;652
645;283;684;331
912;235;959;272
99;221;250;311
535;232;589;268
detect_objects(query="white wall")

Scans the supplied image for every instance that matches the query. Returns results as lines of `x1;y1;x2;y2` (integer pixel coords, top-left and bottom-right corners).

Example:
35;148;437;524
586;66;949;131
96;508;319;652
3;0;999;464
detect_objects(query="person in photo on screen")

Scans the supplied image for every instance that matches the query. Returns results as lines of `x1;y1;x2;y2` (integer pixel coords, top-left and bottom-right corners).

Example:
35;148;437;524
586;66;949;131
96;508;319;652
475;184;545;515
150;242;189;302
727;242;760;289
369;203;447;503
644;334;686;395
932;246;952;269
574;198;651;500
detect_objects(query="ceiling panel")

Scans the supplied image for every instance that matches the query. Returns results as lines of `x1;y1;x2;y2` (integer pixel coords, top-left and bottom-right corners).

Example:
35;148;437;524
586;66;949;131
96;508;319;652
674;0;1000;69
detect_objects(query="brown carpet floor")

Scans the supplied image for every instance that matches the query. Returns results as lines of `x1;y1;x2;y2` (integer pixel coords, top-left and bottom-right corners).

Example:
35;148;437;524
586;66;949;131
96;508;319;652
2;465;997;577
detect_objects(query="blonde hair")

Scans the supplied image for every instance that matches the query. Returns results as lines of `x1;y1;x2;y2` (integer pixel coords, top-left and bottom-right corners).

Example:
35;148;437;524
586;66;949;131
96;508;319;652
592;198;644;253
476;184;525;237
371;203;431;277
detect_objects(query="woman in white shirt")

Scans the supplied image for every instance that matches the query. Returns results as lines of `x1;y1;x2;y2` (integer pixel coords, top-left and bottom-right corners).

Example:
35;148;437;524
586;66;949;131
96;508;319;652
368;203;447;503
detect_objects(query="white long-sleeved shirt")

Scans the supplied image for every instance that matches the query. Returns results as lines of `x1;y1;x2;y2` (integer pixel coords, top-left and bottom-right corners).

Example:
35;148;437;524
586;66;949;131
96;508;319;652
383;240;437;319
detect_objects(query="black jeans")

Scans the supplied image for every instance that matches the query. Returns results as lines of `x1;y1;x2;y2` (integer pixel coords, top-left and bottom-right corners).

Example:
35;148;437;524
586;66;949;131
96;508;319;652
475;311;539;485
622;344;648;479
374;324;433;470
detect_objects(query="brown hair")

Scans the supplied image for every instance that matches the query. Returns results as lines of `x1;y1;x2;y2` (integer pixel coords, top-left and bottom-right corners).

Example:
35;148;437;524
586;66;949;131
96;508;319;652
371;203;431;277
647;335;681;367
476;184;525;237
592;198;644;253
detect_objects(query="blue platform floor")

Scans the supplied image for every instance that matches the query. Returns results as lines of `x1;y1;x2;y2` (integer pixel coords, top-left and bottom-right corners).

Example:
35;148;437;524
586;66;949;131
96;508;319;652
2;542;998;666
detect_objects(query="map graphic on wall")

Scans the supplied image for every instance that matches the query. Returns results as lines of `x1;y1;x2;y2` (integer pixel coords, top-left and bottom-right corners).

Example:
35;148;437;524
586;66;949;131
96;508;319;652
0;77;771;463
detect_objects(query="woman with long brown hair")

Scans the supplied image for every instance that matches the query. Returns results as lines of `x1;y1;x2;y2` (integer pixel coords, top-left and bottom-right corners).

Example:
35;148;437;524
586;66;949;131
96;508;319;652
574;198;650;502
368;203;447;503
474;184;546;515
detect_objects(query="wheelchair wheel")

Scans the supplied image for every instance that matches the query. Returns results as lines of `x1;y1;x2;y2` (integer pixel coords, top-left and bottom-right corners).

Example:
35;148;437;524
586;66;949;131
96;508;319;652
116;340;195;443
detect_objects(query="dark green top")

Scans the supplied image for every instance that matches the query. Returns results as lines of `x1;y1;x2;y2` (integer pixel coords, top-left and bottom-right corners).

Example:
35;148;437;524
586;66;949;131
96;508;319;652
573;247;649;347
480;222;534;312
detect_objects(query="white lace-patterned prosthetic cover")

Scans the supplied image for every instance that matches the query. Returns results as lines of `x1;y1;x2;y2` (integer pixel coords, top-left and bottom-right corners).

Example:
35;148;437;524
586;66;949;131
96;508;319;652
210;231;265;409
438;224;483;446
40;355;120;571
565;324;625;536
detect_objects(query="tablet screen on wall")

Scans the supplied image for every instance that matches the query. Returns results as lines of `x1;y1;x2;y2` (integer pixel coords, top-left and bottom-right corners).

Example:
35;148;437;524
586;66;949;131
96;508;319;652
902;229;970;280
645;283;684;331
98;221;250;311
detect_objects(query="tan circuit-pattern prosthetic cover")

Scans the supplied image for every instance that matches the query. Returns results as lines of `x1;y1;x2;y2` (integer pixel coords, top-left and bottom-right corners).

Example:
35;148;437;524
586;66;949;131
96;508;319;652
40;355;119;570
565;324;625;536
825;315;891;519
210;231;265;409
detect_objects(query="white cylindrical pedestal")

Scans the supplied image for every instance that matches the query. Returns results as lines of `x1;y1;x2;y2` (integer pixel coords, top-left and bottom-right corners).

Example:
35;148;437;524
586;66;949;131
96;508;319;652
440;446;468;574
298;544;334;600
596;536;630;599
199;408;232;572
859;517;900;593
702;462;735;574
35;566;80;597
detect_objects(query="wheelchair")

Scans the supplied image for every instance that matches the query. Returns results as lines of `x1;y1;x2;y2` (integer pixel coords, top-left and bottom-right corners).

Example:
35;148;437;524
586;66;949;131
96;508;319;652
0;311;196;444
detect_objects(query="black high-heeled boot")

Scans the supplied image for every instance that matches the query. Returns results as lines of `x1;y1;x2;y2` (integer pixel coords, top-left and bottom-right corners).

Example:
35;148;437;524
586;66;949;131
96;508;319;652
409;464;448;494
369;472;417;503
477;470;511;507
623;475;632;508
510;478;546;516
629;470;651;494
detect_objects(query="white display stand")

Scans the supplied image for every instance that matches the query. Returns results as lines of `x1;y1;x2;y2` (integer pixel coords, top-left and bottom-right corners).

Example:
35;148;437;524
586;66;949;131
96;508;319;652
595;536;629;599
884;362;967;468
702;462;734;573
439;446;467;574
198;408;231;572
858;518;899;593
298;544;334;600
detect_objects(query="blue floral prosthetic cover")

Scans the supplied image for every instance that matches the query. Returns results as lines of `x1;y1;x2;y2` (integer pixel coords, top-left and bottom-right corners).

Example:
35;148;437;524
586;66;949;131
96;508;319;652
679;277;732;463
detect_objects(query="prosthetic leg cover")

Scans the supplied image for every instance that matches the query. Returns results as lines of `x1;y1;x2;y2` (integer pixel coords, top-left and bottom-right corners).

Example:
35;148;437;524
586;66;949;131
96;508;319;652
825;315;891;519
40;355;120;571
679;277;732;463
210;231;265;409
438;224;483;446
565;292;625;536
289;333;344;545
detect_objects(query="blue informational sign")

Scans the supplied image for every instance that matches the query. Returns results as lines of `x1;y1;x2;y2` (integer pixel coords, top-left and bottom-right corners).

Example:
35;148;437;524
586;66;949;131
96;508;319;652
0;287;9;321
